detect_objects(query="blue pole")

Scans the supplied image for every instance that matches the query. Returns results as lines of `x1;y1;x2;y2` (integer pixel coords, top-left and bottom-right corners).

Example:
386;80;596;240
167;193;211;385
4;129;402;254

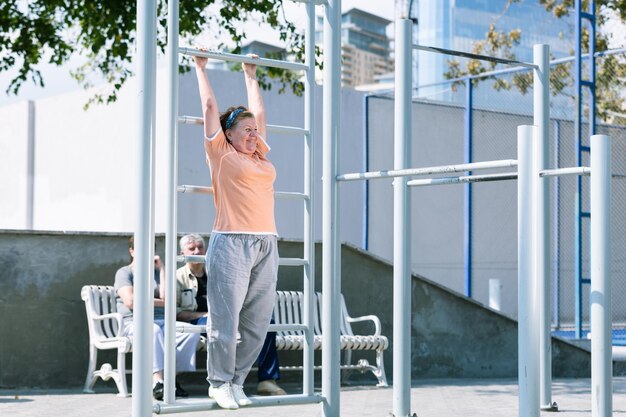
464;77;473;298
574;0;584;339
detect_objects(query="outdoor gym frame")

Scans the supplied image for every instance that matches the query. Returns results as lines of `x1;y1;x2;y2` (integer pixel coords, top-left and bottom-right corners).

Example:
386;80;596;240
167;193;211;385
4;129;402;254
134;0;323;416
133;1;612;417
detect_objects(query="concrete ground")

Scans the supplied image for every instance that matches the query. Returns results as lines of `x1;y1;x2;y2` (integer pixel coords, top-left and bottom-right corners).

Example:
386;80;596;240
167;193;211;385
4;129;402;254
2;378;626;417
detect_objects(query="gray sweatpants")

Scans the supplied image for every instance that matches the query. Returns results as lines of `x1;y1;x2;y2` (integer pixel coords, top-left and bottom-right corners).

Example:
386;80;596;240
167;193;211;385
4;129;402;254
205;233;279;386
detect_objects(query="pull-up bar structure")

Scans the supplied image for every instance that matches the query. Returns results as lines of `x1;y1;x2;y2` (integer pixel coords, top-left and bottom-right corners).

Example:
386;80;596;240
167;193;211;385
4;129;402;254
134;0;334;416
390;6;554;414
162;0;322;413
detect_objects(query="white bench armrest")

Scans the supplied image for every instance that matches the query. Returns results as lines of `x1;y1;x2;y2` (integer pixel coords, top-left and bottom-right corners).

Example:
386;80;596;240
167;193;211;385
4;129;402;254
346;314;382;335
91;312;124;336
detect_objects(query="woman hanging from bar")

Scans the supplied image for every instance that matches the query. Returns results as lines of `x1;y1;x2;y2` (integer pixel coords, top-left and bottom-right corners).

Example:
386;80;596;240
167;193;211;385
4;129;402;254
193;50;279;410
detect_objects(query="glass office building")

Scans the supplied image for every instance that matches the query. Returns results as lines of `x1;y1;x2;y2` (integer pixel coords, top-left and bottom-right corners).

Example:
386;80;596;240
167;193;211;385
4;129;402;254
416;0;574;107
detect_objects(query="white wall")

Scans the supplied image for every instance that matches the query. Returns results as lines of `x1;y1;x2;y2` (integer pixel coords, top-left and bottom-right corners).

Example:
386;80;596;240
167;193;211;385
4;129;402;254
0;101;31;229
0;68;367;248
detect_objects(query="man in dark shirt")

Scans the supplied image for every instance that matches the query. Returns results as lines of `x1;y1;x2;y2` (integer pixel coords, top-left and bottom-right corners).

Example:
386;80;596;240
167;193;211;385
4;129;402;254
115;236;200;400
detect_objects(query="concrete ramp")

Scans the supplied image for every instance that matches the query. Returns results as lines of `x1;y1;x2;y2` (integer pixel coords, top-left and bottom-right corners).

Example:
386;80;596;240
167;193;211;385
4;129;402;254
277;240;594;379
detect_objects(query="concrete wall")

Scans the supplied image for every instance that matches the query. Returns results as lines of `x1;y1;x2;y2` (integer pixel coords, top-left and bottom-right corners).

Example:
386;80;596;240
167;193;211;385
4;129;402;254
0;230;594;389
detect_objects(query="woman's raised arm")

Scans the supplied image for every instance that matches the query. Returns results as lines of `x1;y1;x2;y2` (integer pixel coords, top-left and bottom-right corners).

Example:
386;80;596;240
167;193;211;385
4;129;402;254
242;55;266;140
194;50;221;139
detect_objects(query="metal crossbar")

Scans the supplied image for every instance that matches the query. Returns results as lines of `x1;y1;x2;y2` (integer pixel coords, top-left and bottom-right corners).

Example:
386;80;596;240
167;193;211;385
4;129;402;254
539;167;591;177
177;116;309;136
407;172;517;187
176;255;307;267
179;47;308;72
154;394;323;414
412;44;537;69
289;0;327;5
175;323;308;334
177;185;308;201
337;159;518;182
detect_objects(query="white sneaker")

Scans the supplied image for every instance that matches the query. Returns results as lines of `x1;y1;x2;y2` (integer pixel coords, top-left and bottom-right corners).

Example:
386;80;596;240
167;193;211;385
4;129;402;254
208;383;239;410
232;384;252;406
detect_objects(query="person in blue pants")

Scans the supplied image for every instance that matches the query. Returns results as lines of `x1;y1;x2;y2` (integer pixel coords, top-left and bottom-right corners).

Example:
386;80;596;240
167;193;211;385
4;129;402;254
175;233;286;396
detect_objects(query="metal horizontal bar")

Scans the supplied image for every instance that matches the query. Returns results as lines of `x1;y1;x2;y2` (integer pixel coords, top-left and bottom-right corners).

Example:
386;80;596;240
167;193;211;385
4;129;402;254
415;48;626;91
177;185;213;194
277;364;375;371
613;174;626;179
337;159;518;182
582;278;592;284
581;11;595;21
177;255;205;263
179;47;309;72
175;323;309;333
176;255;308;267
178;115;203;125
581;145;591;153
581;212;591;218
266;124;309;136
581;80;595;89
407;172;517;187
178;185;308;201
289;0;327;4
154;394;323;414
275;191;309;201
539;167;591;177
412;44;537;69
269;323;308;332
278;257;309;266
178;116;309;136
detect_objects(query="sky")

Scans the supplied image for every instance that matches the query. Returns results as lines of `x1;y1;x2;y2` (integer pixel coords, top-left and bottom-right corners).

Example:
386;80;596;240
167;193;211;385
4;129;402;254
0;0;395;106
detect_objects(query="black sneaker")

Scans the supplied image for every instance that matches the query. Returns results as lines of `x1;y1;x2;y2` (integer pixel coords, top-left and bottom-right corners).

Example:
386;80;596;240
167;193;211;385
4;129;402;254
153;382;164;401
175;382;189;398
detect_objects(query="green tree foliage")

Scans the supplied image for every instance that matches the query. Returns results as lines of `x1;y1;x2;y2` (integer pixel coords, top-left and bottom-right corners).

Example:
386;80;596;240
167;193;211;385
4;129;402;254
0;0;317;107
444;0;626;124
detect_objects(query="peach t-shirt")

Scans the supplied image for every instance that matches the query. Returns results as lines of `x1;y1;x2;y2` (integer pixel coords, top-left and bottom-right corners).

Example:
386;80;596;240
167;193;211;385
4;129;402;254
204;128;277;234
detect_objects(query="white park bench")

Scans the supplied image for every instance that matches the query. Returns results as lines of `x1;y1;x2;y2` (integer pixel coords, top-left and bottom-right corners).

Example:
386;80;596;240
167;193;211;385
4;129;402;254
272;290;388;387
81;286;388;396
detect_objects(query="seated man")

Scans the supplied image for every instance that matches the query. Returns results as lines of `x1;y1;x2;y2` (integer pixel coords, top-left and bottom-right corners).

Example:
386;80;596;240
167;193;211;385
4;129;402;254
114;236;201;400
176;233;286;396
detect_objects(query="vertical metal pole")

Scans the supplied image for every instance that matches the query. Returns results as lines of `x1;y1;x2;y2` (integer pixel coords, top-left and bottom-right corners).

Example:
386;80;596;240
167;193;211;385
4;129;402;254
363;94;371;250
163;0;179;405
322;0;341;416
518;125;539;417
590;134;612;417
463;77;473;298
134;0;157;416
574;0;583;339
26;100;35;230
552;121;561;328
574;0;585;340
588;0;597;137
534;44;555;411
393;11;412;417
303;0;315;397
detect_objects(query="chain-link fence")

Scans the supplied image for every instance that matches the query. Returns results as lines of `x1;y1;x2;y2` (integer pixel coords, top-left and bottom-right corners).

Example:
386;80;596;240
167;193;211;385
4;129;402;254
410;49;626;336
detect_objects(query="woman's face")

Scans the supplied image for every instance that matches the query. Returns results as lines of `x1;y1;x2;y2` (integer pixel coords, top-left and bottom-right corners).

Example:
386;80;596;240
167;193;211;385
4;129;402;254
227;116;258;155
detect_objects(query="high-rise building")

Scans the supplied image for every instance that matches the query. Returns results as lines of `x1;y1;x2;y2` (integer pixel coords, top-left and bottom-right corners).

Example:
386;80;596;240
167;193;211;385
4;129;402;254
316;8;393;88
